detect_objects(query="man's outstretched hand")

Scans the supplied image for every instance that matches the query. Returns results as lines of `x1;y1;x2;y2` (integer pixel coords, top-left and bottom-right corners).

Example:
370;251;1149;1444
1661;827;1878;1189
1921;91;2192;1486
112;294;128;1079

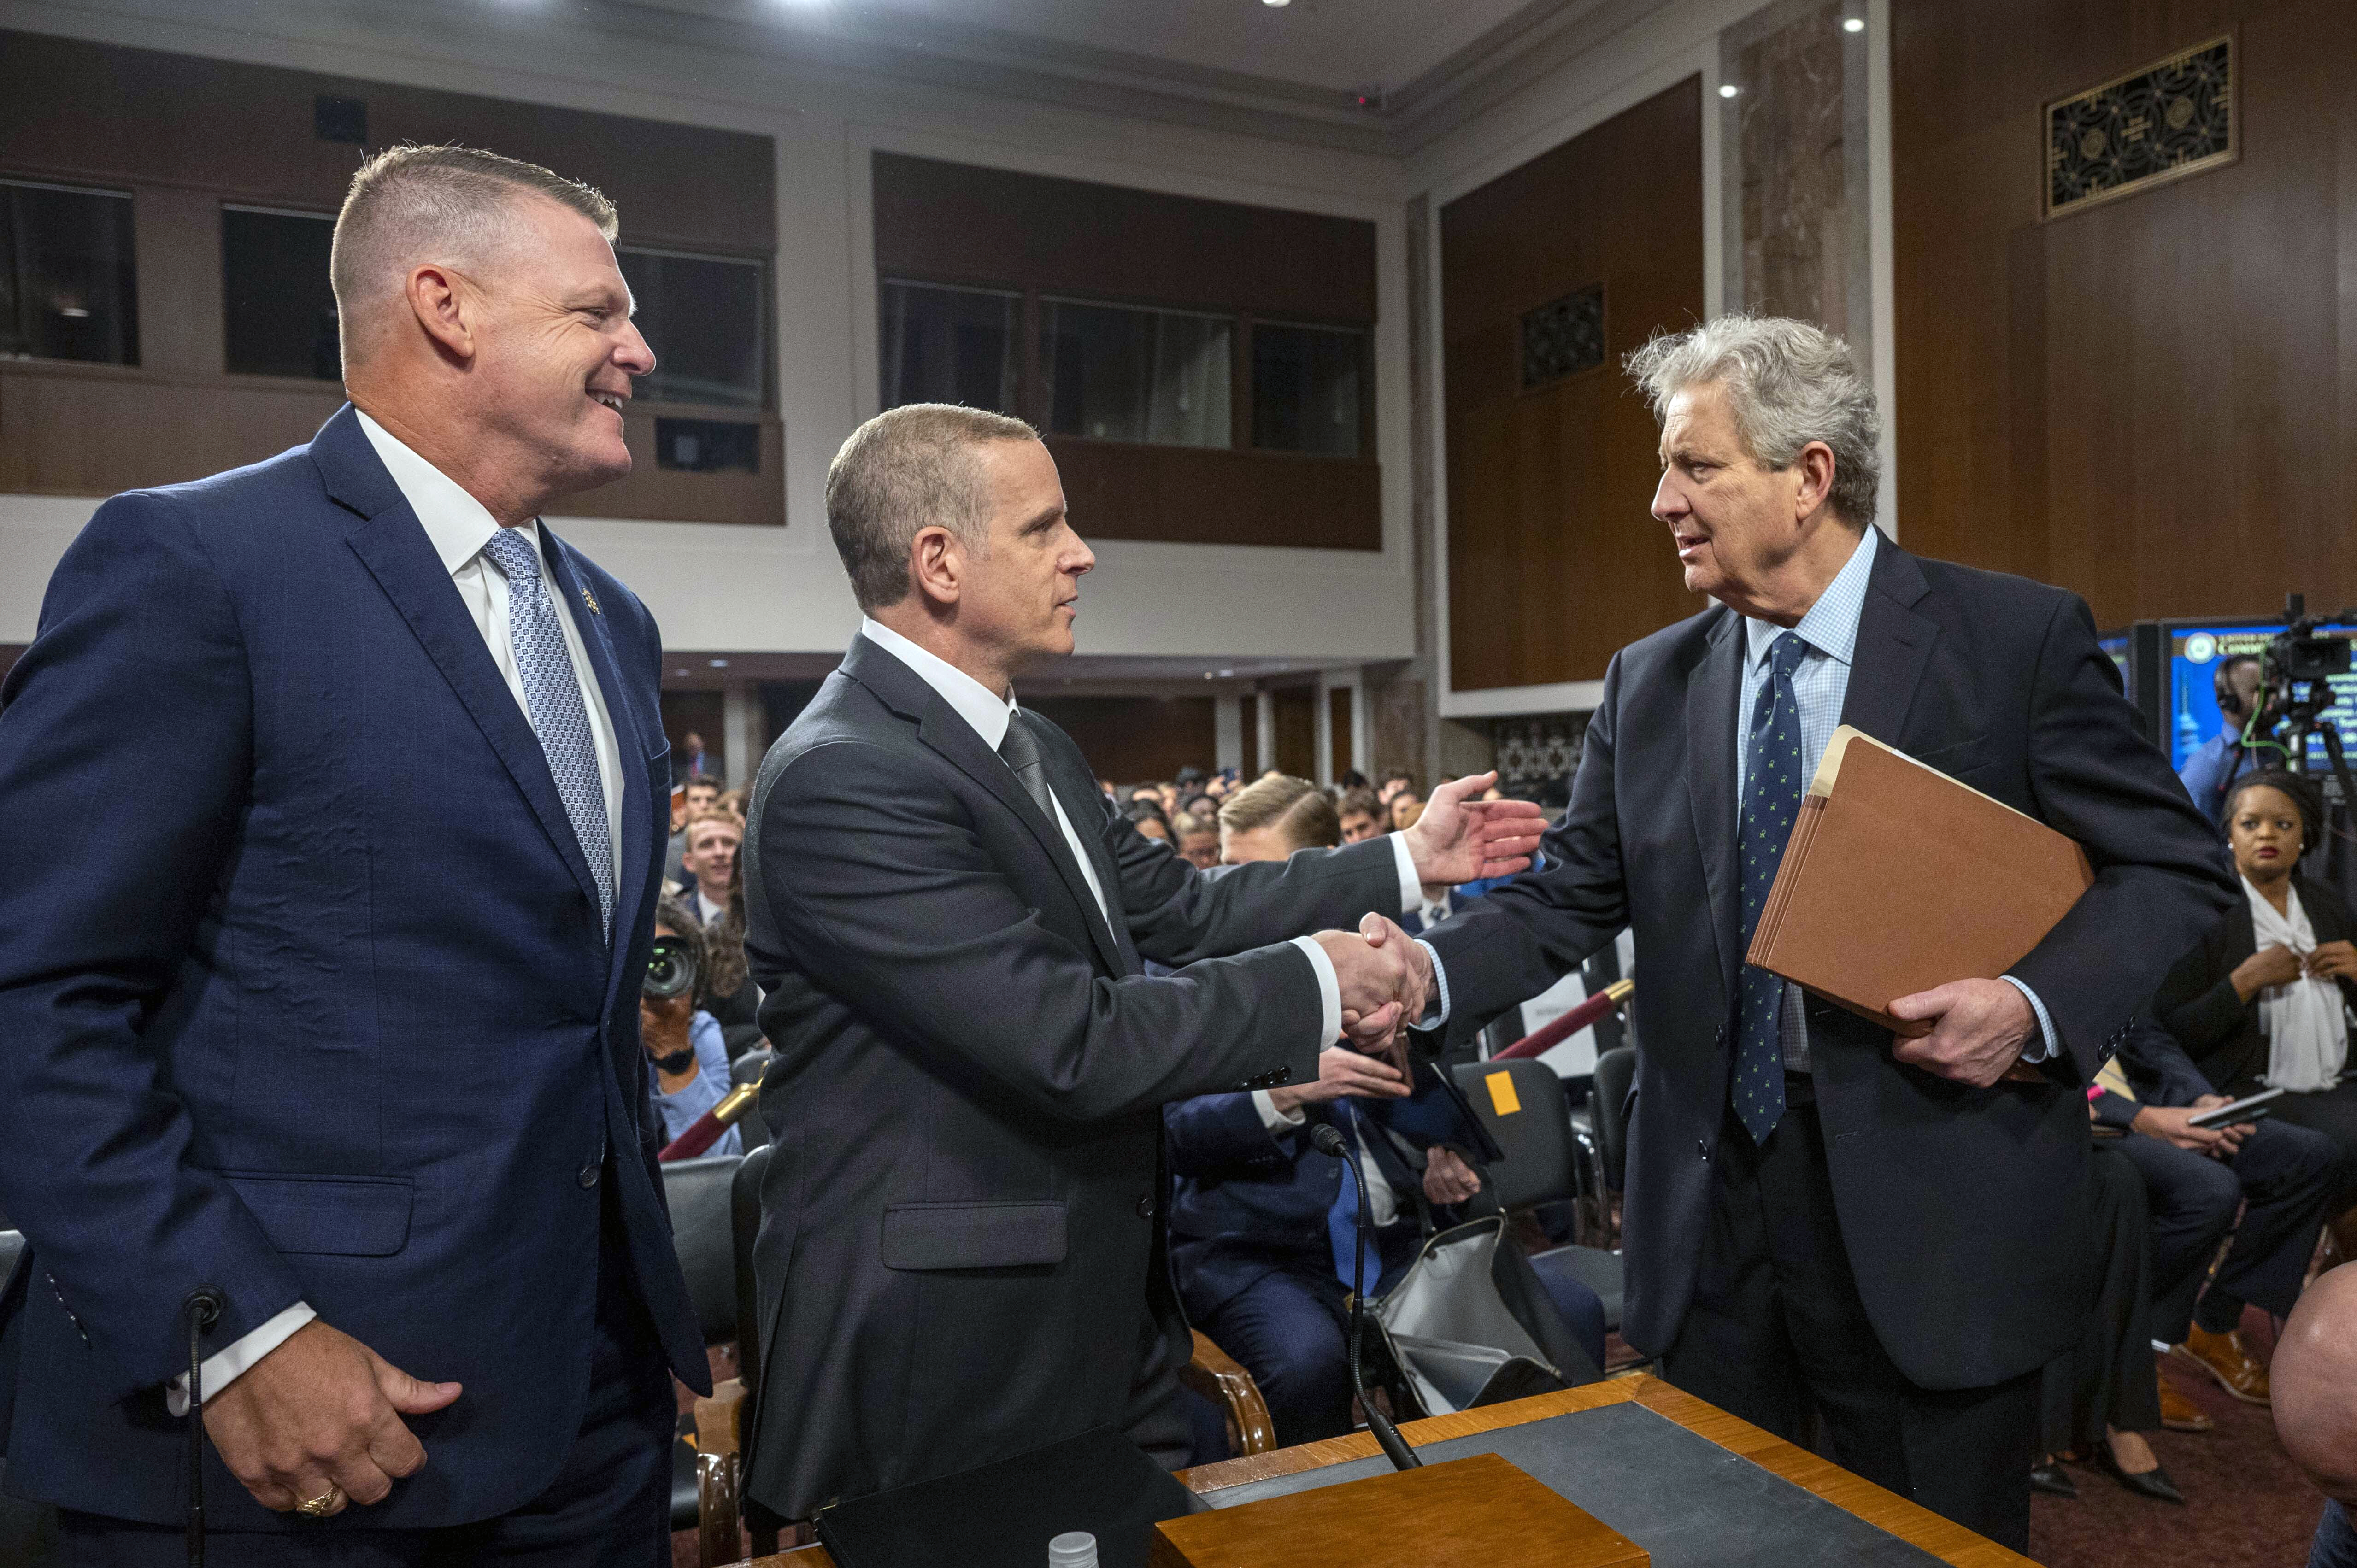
202;1319;461;1515
1314;913;1436;1055
1399;771;1546;886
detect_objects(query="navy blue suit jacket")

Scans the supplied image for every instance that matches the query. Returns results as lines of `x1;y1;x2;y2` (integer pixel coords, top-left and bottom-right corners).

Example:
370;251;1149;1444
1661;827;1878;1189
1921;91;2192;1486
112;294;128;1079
1164;1071;1477;1317
0;406;705;1528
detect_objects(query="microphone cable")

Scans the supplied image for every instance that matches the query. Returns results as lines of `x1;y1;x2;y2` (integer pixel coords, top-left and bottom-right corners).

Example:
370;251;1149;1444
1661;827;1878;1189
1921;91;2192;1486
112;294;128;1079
1311;1121;1421;1472
182;1285;226;1567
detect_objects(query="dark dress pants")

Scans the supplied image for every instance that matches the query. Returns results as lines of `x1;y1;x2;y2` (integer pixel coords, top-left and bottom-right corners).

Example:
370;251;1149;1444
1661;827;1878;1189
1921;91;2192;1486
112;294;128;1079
62;1182;676;1568
2113;1116;2336;1339
2039;1142;2160;1453
1660;1096;2040;1555
2265;1080;2357;1210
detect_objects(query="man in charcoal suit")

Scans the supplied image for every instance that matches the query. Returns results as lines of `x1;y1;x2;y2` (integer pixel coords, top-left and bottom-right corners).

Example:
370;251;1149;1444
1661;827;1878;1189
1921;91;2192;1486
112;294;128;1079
736;403;1544;1520
0;147;705;1562
1373;317;2235;1550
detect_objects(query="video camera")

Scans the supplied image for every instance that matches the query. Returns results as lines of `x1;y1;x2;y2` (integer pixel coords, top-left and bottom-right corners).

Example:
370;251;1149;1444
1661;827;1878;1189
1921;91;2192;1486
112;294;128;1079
2245;594;2357;806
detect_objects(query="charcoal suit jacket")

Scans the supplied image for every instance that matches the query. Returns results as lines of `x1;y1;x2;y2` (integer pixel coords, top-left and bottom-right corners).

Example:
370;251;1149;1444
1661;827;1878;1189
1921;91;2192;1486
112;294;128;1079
0;406;705;1527
1417;534;2235;1391
738;634;1406;1519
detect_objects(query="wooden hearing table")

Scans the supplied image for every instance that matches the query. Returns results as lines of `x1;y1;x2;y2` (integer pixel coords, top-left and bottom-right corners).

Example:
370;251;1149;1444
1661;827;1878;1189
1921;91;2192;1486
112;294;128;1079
736;1374;2034;1568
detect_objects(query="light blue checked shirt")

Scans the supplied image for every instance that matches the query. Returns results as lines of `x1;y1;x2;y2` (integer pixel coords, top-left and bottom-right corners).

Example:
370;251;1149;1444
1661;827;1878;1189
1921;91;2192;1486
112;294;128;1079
1738;527;2056;1069
1419;526;2058;1068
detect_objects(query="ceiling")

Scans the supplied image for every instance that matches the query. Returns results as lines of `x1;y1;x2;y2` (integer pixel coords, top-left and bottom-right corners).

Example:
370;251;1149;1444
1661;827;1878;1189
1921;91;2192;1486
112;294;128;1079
602;0;1675;152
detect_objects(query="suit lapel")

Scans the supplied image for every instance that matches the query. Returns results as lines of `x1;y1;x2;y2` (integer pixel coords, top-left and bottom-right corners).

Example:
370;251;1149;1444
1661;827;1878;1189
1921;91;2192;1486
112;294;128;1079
319;410;604;917
1838;536;1938;749
1685;611;1745;1010
843;639;1129;975
542;529;655;999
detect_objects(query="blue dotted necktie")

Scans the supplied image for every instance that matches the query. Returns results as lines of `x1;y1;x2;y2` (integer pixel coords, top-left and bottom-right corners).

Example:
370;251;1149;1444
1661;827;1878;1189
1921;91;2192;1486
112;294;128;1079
1733;632;1809;1143
482;528;613;939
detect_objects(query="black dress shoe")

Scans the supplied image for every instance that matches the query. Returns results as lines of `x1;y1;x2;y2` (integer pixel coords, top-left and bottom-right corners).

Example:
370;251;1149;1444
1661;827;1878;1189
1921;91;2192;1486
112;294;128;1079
2095;1444;2185;1504
2030;1460;2078;1498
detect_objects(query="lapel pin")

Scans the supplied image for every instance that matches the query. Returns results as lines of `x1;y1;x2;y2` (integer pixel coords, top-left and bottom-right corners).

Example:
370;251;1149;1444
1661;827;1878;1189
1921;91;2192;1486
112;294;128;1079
581;585;601;615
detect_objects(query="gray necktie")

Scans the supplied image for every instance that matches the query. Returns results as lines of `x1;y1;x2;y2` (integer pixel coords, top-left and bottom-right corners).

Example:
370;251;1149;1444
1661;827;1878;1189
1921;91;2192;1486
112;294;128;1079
482;528;613;937
997;709;1059;823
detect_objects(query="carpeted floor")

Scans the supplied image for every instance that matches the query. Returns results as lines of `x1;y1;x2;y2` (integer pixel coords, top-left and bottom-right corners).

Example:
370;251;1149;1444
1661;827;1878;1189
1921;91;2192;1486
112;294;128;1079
2030;1307;2326;1568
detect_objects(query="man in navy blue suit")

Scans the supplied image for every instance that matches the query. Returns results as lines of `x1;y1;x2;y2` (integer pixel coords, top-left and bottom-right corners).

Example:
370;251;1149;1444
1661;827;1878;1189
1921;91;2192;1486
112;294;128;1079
0;146;704;1562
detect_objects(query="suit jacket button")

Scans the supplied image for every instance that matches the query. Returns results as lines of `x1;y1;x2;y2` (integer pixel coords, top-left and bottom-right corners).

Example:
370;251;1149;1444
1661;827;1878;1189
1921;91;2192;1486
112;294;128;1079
1135;1196;1155;1219
578;1163;600;1189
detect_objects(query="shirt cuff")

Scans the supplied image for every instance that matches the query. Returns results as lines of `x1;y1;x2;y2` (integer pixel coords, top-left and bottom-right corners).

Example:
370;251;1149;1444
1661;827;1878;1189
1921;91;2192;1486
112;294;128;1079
1253;1087;1306;1131
1416;938;1452;1026
2000;975;2061;1064
1290;934;1344;1047
1388;833;1421;914
166;1301;316;1416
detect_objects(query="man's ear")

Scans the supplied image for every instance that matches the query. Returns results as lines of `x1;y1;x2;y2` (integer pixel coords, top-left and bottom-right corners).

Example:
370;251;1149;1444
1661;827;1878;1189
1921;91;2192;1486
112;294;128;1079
1793;440;1837;523
406;264;476;365
908;525;964;608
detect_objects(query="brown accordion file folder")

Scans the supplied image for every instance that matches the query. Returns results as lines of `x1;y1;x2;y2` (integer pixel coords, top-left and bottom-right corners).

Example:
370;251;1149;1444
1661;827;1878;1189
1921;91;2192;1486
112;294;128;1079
1743;727;2093;1035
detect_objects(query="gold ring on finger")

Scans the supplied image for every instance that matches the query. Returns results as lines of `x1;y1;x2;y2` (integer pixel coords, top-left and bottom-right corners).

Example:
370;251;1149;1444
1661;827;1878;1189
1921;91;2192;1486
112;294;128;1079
296;1485;345;1518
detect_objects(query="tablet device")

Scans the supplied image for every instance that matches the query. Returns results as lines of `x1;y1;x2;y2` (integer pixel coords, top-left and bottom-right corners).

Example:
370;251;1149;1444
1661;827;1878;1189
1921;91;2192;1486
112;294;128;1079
2188;1086;2286;1128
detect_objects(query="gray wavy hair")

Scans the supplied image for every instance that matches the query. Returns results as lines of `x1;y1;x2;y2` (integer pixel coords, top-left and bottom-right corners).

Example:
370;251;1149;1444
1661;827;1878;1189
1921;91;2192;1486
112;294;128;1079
1623;315;1882;528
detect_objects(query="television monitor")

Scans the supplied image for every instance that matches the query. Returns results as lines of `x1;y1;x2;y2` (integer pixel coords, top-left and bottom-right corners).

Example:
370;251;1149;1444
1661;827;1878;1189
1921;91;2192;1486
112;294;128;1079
2128;618;2357;775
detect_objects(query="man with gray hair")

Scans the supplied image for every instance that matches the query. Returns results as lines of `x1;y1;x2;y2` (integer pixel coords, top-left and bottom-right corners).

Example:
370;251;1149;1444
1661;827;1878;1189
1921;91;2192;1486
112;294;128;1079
736;402;1546;1519
1371;314;2233;1548
0;144;704;1561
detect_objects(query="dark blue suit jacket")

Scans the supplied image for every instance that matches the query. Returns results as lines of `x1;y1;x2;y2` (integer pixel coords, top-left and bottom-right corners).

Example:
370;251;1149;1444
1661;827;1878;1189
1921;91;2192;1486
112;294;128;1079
0;406;705;1528
1164;1071;1481;1317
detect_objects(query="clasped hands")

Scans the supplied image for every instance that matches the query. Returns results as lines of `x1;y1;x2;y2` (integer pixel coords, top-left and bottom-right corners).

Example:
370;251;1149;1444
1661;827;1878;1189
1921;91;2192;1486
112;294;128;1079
1314;912;1435;1053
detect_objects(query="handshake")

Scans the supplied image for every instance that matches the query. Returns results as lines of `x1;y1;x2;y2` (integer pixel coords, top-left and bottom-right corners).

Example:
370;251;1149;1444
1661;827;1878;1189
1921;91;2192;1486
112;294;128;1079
1312;913;1438;1052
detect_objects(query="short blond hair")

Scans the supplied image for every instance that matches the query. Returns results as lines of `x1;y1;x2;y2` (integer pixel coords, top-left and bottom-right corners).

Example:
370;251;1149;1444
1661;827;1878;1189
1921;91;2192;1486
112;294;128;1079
683;809;744;852
331;144;619;366
1217;775;1340;852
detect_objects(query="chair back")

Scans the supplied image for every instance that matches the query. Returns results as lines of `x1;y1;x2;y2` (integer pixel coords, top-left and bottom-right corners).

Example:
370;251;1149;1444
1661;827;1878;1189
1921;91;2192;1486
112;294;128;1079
661;1154;741;1345
731;1143;774;1404
1591;1046;1636;1191
1449;1058;1579;1211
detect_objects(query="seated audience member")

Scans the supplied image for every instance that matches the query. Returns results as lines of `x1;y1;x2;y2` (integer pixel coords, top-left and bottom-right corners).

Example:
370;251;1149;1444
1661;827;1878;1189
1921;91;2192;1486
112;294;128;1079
1337;769;1371;792
1337;787;1384;845
1122;798;1174;843
2153;771;2357;1221
1168;777;1604;1445
716;786;747;819
645;898;740;1157
2274;1265;2357;1567
1170;810;1221;872
2098;1016;2337;1404
697;851;761;1040
678;807;743;926
1181;791;1219;822
1387;787;1425;833
667;770;721;884
1376;770;1416;807
679;730;711;779
2035;1141;2177;1503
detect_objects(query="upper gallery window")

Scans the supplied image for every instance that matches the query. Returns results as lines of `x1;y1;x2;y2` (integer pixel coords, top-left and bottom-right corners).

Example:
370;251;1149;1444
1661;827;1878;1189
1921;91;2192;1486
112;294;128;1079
0;179;137;366
1040;298;1231;449
222;206;339;380
617;247;765;409
879;278;1021;417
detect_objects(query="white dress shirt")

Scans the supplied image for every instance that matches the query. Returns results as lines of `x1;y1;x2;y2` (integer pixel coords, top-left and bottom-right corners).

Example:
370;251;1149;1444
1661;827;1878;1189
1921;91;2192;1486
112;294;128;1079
857;618;1423;1057
170;413;628;1414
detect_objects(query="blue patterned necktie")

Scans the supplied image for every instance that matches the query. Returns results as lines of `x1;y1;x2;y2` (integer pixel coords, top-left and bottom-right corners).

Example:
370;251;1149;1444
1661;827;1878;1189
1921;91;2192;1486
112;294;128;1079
482;528;613;939
1733;632;1810;1143
1326;1102;1385;1293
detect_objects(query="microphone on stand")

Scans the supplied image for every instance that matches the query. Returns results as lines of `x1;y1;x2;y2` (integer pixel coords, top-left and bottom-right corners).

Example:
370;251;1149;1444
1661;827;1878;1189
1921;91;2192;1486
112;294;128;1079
1311;1120;1422;1473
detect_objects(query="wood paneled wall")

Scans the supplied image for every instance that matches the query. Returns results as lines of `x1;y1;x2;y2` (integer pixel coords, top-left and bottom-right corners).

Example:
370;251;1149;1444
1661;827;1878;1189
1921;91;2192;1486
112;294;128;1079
1440;79;1708;692
1024;696;1218;786
874;153;1382;552
1892;0;2357;627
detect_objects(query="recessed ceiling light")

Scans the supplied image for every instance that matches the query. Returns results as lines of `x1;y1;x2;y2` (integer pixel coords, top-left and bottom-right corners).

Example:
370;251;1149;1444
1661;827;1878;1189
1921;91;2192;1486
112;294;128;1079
709;658;729;667
1263;0;1290;7
1842;16;1865;31
674;669;690;677
1718;83;1740;99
